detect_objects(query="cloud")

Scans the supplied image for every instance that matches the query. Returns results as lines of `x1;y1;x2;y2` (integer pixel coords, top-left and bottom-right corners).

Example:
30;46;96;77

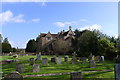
80;24;102;31
53;21;77;27
1;0;46;2
0;10;41;25
31;18;40;22
0;10;26;24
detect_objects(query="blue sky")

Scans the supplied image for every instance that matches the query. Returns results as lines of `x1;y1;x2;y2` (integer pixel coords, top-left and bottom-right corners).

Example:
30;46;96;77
1;2;118;48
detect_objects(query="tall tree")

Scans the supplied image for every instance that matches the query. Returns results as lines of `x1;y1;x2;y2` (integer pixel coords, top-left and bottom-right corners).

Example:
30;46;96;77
2;38;12;53
77;30;98;57
25;39;37;52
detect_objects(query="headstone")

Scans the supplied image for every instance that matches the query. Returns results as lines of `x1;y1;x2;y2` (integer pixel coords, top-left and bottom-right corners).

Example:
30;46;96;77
51;57;56;62
88;54;94;62
33;64;40;72
115;55;120;63
70;71;82;80
100;56;104;62
16;63;24;73
3;71;23;80
64;56;69;62
71;52;78;64
80;57;87;64
94;56;101;63
12;54;18;58
89;60;96;68
35;53;41;61
42;58;48;65
56;56;62;64
29;58;34;65
114;64;120;80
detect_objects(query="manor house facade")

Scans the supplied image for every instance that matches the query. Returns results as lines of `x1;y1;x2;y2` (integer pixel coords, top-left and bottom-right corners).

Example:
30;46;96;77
36;26;75;54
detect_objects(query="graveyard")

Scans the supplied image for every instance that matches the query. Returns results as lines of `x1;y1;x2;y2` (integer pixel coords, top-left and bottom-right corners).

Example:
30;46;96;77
1;54;115;79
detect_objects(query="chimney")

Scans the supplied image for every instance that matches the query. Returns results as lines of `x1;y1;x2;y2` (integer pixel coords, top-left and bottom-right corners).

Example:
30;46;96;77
69;26;72;30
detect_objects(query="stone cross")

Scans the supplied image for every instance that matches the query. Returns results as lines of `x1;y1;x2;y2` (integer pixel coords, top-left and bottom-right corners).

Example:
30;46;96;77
114;64;120;80
29;58;34;65
42;58;48;65
3;71;23;80
70;71;82;80
89;60;96;68
16;63;24;73
33;64;40;72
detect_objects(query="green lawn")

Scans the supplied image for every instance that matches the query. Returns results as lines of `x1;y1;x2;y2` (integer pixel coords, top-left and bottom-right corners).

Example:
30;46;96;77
1;55;115;79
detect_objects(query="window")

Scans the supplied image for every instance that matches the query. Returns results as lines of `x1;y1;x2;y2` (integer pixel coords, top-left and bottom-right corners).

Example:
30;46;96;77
47;37;51;40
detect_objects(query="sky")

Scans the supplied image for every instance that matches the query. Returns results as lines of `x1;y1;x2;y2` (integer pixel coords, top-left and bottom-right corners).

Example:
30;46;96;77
0;2;118;48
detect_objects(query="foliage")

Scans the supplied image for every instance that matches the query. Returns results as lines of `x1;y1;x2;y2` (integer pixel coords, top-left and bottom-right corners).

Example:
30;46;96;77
52;39;71;55
76;30;98;57
2;38;12;53
12;47;17;52
2;43;12;53
25;39;37;52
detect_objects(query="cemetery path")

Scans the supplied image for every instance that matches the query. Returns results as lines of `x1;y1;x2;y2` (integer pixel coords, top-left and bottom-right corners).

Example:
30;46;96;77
23;69;113;78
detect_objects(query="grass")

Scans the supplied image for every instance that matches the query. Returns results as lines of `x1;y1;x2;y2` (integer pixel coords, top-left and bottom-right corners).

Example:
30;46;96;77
1;55;115;79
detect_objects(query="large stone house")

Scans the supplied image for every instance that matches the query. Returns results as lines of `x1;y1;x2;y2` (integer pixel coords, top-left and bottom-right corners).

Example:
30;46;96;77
36;26;75;54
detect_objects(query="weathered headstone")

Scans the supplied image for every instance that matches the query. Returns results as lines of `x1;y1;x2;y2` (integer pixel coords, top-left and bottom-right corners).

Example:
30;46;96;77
89;60;96;68
70;71;82;80
64;56;69;62
33;64;40;72
29;58;34;65
94;56;101;63
80;57;87;64
114;64;120;80
56;56;62;64
3;71;23;80
35;53;41;61
42;58;48;65
71;52;78;64
100;56;104;62
88;54;95;62
12;54;18;58
51;57;56;62
16;63;24;73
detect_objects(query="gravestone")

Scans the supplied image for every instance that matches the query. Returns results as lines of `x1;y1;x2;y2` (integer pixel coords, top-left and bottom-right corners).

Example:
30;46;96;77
114;64;120;80
42;58;48;65
64;56;69;62
29;58;34;65
16;63;24;73
115;55;120;63
71;52;78;64
100;56;104;62
94;56;101;63
70;71;82;80
35;53;41;61
89;60;96;68
80;57;87;64
88;54;95;62
51;57;56;62
33;64;40;72
3;71;23;80
56;56;62;64
12;54;18;58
